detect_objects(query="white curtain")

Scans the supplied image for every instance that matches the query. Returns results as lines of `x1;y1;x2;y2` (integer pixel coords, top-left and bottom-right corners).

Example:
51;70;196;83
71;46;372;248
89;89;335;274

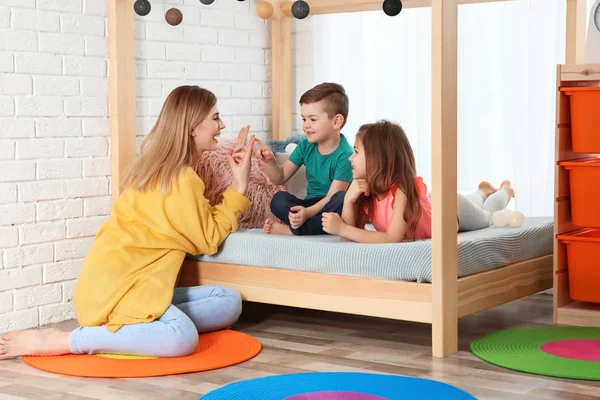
309;0;594;217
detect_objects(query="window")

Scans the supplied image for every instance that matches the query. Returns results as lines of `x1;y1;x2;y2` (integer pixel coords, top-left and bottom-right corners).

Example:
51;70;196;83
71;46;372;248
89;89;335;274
296;0;597;216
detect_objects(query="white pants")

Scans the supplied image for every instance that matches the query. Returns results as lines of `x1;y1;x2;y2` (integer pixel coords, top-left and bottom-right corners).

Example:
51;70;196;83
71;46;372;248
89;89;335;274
457;190;511;232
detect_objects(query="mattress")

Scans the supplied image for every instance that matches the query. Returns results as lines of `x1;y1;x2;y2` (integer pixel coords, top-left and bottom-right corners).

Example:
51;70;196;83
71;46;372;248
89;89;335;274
186;217;553;283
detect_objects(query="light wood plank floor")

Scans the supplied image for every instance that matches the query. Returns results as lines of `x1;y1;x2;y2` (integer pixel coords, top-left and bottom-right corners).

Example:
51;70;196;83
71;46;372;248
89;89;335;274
1;293;600;400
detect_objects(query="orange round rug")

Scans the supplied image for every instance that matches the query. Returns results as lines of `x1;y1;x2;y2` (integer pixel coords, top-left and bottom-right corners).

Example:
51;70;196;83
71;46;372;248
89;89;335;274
22;330;261;378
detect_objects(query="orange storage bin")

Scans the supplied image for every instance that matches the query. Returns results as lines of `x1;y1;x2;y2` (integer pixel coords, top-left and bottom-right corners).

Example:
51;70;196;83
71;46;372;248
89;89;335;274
557;229;600;303
560;158;600;228
559;87;600;153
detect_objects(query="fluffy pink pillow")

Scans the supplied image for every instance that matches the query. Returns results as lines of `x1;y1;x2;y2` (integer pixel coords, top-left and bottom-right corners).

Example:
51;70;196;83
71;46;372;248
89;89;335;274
193;138;286;229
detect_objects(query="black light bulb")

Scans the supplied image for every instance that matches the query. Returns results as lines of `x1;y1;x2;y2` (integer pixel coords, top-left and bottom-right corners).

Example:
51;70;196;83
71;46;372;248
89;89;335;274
382;0;402;17
199;0;215;4
291;0;310;19
134;0;152;16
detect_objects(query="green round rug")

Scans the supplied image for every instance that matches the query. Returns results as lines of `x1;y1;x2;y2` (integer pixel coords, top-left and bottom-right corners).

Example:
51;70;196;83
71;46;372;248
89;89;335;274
471;327;600;380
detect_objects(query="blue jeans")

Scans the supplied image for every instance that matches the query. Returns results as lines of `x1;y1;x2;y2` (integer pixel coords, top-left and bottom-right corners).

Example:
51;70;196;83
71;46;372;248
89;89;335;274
69;285;242;357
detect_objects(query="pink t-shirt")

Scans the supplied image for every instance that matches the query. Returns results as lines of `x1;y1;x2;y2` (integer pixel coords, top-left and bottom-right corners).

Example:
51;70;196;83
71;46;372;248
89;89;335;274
365;176;433;240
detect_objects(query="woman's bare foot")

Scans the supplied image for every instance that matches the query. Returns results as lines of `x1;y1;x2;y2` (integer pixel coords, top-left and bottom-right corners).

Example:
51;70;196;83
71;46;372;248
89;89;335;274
0;328;71;360
263;219;292;235
478;181;498;198
500;180;515;198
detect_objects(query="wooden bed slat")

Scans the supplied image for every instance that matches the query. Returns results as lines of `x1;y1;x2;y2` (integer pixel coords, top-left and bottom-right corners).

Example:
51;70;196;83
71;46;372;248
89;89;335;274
457;255;552;318
179;255;552;325
179;261;434;323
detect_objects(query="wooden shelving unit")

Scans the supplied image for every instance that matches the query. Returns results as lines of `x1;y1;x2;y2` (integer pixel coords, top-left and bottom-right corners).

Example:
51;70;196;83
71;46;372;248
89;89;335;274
553;64;600;327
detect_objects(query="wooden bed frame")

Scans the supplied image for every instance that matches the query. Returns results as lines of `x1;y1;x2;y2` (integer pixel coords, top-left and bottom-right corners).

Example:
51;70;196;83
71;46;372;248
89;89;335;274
107;0;588;357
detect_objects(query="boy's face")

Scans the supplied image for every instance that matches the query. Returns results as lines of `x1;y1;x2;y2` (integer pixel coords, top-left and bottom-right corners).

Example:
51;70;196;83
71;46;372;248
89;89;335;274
349;137;366;179
300;100;342;144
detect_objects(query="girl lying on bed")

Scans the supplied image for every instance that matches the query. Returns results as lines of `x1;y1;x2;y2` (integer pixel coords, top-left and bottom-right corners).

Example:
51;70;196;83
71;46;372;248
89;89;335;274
321;120;515;243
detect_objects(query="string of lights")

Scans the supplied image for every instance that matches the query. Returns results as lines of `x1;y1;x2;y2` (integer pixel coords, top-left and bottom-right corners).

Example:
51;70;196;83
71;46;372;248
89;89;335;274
133;0;404;23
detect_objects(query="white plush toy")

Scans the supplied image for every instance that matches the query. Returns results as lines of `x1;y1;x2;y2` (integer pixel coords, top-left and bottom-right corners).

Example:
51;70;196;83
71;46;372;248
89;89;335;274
492;209;524;228
285;143;297;153
492;210;509;227
507;210;525;227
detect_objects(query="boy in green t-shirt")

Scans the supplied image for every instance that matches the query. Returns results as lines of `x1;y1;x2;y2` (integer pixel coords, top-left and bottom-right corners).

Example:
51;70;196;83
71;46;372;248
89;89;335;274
255;82;353;235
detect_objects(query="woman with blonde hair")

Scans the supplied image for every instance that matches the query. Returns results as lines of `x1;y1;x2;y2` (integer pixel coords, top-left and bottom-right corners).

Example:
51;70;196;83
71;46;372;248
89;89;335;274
0;86;256;359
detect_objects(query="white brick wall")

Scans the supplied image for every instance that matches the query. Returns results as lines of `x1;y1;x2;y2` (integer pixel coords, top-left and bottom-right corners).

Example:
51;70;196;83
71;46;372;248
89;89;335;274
0;0;110;333
135;0;271;146
0;0;273;334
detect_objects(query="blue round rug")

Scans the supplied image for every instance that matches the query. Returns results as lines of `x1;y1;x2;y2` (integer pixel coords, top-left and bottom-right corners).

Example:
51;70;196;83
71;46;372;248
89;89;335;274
199;372;475;400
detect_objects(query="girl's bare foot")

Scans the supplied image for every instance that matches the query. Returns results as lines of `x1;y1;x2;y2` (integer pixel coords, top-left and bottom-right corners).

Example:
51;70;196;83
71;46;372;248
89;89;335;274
0;328;71;360
500;180;515;198
263;219;292;235
478;181;498;198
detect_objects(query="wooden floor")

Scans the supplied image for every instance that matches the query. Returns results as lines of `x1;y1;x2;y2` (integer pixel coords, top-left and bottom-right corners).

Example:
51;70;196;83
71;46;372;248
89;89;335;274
1;293;600;400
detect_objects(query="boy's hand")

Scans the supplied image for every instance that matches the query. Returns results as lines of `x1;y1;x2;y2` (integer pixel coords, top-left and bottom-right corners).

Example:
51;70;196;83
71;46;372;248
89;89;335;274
232;125;251;165
289;206;308;229
253;138;275;164
322;212;343;235
345;179;370;203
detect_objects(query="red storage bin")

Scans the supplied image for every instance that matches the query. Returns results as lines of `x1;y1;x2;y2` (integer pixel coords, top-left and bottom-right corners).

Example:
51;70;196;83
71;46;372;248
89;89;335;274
557;229;600;304
559;158;600;228
559;87;600;153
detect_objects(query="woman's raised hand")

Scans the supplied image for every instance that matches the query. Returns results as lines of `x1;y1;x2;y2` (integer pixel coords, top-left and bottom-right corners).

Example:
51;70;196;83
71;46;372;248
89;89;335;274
228;133;256;196
231;125;251;165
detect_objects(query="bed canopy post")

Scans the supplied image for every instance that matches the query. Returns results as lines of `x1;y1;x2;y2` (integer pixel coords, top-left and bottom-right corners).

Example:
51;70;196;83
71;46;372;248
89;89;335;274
108;0;136;200
267;0;293;140
431;0;458;358
565;0;587;64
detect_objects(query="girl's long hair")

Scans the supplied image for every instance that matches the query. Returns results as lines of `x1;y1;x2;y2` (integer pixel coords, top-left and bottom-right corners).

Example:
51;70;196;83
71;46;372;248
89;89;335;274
121;85;217;194
356;120;422;238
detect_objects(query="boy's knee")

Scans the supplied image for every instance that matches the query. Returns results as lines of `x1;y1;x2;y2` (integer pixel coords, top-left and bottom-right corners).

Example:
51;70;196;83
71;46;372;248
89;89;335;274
272;191;290;202
325;191;346;214
270;191;289;211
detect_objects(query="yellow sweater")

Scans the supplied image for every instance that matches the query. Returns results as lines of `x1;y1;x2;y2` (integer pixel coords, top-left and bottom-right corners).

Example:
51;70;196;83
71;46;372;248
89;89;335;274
73;167;251;332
